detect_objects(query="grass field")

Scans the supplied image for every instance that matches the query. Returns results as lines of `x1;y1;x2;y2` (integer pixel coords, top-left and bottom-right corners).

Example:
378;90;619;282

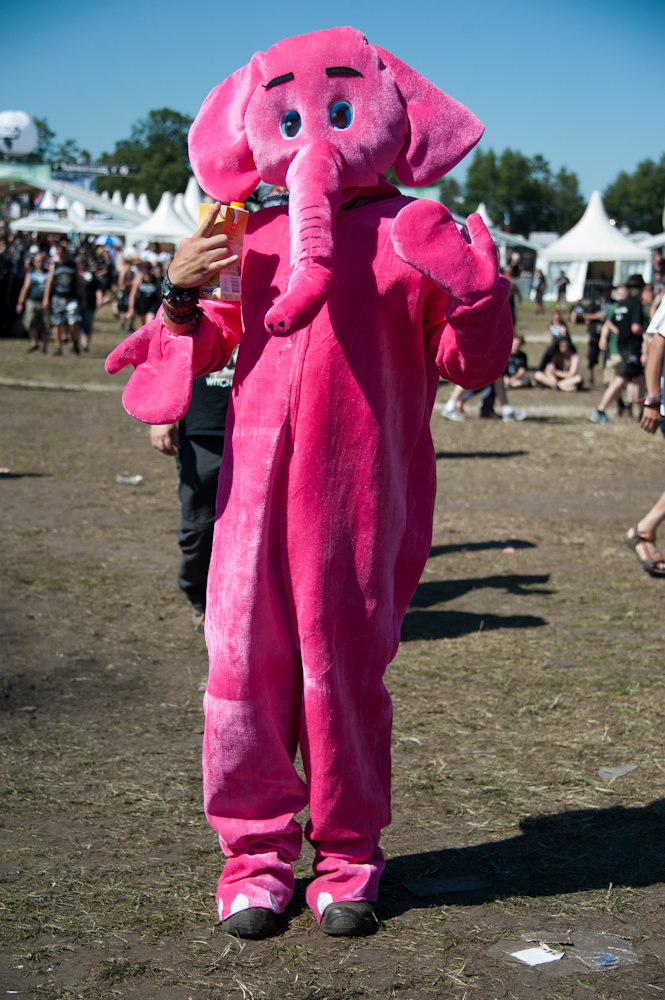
1;302;664;999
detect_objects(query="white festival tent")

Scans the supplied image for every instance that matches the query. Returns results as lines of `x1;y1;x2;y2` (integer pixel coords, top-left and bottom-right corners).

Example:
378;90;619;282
174;192;198;231
184;175;203;225
475;202;494;228
39;190;57;210
124;192;138;212
536;190;650;301
111;190;124;206
137;193;152;217
129;191;195;244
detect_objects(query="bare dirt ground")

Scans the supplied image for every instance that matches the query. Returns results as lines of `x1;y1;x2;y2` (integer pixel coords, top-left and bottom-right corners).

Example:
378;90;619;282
1;304;665;999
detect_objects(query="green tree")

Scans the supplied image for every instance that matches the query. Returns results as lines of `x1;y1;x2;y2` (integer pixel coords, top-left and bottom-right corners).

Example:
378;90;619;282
446;146;584;235
550;167;585;233
53;138;90;163
96;108;193;206
604;155;665;233
26;116;56;163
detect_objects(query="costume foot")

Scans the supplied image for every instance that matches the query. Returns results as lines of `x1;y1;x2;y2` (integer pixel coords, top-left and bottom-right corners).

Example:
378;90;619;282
320;900;378;937
221;907;278;939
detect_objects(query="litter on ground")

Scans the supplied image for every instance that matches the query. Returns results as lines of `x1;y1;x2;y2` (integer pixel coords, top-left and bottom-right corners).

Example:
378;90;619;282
116;474;144;485
598;764;637;782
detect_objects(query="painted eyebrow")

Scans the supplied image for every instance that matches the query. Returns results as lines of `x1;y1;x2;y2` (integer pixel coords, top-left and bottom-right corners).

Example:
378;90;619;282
264;72;294;90
326;66;363;77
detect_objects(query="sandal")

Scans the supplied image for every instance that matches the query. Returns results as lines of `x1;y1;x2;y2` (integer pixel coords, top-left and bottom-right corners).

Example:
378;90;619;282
625;525;665;577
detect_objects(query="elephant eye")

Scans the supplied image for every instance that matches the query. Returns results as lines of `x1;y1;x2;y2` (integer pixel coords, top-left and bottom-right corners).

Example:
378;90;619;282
280;111;301;139
330;101;353;130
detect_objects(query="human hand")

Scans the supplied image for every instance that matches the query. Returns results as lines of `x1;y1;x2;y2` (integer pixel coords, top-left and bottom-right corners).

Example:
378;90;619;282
16;302;23;315
42;297;48;310
150;423;180;455
640;406;661;434
168;202;238;288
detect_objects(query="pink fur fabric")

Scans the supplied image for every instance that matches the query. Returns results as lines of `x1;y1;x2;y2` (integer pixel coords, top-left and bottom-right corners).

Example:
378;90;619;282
107;27;512;927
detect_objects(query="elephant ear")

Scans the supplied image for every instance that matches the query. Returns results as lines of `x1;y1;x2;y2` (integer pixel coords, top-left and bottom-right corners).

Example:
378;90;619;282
373;46;484;186
188;51;265;202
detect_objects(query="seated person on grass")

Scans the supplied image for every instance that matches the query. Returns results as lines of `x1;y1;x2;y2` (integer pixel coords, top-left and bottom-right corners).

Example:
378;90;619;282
504;335;530;388
534;336;582;391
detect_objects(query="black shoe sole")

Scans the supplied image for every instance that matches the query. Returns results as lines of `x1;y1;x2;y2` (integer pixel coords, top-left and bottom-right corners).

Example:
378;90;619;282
221;907;277;939
320;901;378;937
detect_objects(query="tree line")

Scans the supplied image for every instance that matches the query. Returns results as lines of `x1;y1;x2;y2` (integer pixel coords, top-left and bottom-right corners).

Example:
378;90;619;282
28;111;665;235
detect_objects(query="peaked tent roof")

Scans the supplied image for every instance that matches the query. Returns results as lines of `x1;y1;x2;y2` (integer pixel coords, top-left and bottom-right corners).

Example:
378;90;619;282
475;202;494;228
538;190;649;262
129;191;194;242
174;192;197;231
184;175;203;224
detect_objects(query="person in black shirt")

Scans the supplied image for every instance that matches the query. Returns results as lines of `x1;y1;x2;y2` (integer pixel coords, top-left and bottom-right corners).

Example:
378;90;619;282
42;244;84;355
150;351;235;633
583;284;613;385
129;261;161;325
591;279;646;423
76;255;99;351
503;334;530;388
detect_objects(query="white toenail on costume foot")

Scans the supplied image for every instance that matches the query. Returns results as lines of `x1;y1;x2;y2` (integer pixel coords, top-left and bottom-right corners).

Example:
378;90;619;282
230;893;250;914
317;892;333;915
269;892;279;913
217;899;224;920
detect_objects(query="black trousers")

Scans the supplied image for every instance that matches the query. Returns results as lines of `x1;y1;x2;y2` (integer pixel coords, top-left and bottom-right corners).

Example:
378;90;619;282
175;435;225;613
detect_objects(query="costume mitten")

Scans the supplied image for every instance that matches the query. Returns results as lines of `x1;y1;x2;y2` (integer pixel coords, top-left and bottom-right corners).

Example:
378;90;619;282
391;201;500;304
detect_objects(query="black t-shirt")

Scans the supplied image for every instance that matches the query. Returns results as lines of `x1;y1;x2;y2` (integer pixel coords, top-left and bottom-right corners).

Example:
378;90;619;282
180;371;232;437
80;270;98;310
52;260;77;300
613;296;644;358
505;350;527;377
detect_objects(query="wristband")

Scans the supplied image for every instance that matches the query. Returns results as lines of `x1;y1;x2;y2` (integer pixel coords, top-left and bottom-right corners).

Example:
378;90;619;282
642;397;661;409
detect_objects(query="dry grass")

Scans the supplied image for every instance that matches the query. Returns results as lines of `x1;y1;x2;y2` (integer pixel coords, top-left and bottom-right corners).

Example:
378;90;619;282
1;304;665;998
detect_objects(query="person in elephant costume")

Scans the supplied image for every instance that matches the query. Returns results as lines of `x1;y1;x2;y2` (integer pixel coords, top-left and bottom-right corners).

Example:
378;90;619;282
107;26;513;939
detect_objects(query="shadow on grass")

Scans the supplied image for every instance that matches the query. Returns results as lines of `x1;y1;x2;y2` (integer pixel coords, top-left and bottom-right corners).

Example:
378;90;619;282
411;574;552;606
401;609;547;640
430;540;537;557
435;450;529;460
0;472;45;478
379;799;665;916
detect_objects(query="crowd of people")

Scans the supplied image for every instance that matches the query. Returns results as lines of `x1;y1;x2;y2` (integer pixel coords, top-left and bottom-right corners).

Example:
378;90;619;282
442;266;664;425
0;220;172;354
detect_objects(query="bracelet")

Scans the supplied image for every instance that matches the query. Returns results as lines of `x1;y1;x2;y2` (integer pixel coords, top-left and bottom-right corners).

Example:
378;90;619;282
163;268;199;304
162;298;202;327
643;397;661;409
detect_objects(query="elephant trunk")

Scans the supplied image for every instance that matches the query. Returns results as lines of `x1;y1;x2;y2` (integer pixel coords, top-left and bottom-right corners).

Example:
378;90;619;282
264;140;344;336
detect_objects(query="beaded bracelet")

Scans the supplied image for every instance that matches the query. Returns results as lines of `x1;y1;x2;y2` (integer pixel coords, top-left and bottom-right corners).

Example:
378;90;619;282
162;270;202;328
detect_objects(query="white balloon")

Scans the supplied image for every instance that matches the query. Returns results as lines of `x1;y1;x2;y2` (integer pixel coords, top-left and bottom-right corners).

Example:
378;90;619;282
0;110;38;156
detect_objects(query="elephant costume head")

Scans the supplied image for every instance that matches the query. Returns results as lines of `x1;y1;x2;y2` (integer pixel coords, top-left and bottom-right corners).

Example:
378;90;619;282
189;26;484;334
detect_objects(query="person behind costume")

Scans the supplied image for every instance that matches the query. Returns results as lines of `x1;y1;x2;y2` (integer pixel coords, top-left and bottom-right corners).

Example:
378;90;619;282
150;351;236;634
533;336;581;391
128;260;161;326
106;27;513;941
76;255;99;352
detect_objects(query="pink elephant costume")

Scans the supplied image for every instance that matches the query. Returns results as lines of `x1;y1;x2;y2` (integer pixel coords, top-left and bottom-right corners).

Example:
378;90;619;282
107;27;512;935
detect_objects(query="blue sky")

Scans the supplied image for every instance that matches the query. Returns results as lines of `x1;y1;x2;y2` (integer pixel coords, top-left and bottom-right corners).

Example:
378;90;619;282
2;0;663;197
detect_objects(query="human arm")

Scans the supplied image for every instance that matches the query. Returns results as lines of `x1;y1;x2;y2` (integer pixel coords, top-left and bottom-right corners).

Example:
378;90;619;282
42;264;54;308
127;274;140;318
150;423;180;455
640;332;665;434
599;319;616;351
163;203;238;335
16;271;31;313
